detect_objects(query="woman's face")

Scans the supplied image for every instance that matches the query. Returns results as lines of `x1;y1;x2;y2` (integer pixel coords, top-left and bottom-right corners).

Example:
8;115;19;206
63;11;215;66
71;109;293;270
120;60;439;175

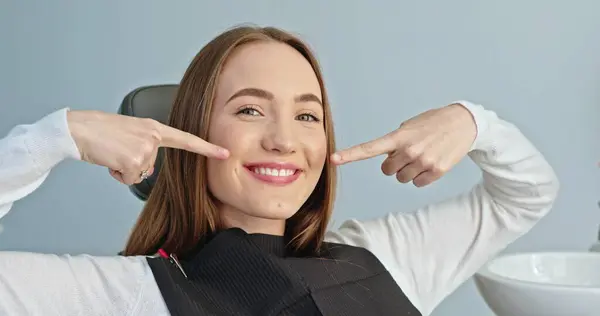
207;41;327;234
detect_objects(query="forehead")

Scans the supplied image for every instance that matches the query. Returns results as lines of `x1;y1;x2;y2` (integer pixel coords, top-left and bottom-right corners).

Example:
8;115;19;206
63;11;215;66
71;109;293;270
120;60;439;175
215;41;322;101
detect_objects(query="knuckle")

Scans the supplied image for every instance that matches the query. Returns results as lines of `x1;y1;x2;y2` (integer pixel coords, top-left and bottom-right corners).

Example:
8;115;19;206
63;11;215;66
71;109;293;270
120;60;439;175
127;155;145;169
120;173;134;185
430;163;447;175
141;117;157;127
388;129;402;142
144;120;162;141
418;156;436;169
140;141;155;155
403;145;421;160
182;137;195;151
150;130;162;144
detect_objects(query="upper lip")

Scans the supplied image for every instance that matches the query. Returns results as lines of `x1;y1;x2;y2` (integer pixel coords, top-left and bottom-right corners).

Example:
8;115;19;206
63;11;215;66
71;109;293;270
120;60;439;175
243;162;302;171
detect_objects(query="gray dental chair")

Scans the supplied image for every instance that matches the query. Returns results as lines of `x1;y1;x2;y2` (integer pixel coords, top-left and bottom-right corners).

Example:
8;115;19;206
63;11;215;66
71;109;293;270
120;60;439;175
117;84;179;201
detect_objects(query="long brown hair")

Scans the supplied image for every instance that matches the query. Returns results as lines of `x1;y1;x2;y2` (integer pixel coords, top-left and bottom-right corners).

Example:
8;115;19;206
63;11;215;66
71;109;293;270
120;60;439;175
123;26;337;258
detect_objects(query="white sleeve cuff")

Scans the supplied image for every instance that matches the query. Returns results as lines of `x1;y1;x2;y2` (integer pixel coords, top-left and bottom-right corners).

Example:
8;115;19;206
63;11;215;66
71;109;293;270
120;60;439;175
452;100;494;152
24;108;82;174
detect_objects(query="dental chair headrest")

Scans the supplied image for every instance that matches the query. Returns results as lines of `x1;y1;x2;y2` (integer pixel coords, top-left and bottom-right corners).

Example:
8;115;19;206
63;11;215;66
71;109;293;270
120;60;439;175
118;84;179;201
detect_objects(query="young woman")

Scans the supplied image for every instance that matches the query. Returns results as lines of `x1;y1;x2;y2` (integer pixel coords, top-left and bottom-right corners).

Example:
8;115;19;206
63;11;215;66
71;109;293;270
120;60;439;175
0;26;559;316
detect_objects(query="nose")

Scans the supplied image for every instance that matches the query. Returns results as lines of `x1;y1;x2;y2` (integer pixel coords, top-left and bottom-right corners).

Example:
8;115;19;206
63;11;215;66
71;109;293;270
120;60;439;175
261;119;297;155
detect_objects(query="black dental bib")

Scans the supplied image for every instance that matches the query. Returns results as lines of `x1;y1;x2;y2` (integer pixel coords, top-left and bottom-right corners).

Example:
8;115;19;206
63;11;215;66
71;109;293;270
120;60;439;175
147;228;421;316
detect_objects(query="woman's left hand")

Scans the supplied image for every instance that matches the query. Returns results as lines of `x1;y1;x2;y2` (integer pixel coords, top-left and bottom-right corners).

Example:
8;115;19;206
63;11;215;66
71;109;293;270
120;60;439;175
332;103;477;187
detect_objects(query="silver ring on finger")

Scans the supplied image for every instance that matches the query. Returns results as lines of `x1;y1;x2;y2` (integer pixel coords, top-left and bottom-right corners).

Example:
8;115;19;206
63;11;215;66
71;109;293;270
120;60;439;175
140;169;151;181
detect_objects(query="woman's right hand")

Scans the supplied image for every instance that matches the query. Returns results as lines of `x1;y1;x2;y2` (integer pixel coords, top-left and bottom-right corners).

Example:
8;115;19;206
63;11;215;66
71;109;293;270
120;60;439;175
66;110;229;185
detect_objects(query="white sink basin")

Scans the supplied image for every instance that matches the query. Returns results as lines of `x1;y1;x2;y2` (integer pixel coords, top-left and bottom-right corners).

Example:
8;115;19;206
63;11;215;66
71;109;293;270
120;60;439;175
474;252;600;316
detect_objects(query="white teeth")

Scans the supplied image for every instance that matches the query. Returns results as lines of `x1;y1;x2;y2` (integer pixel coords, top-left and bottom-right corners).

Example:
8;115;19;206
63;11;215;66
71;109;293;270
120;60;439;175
252;167;296;177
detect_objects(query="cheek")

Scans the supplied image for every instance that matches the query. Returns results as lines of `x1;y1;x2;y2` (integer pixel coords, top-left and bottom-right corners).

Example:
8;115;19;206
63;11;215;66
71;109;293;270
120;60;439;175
207;158;241;203
206;119;262;192
206;120;244;196
207;118;236;150
304;132;328;172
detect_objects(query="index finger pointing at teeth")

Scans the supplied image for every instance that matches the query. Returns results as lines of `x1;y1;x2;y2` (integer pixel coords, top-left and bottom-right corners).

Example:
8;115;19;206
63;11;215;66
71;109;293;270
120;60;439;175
332;132;397;165
158;124;230;159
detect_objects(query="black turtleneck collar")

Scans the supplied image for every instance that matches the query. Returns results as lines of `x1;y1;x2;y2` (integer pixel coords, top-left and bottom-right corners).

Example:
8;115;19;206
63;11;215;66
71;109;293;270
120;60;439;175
244;232;288;257
182;228;291;278
206;227;289;256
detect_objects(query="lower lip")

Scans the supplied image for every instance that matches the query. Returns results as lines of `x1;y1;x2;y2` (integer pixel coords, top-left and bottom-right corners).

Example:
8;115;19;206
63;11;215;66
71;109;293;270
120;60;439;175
244;167;301;185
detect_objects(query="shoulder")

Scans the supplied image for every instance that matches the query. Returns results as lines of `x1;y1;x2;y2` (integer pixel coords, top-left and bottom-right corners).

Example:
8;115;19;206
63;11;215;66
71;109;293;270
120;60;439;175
0;251;161;315
319;241;388;273
324;216;408;270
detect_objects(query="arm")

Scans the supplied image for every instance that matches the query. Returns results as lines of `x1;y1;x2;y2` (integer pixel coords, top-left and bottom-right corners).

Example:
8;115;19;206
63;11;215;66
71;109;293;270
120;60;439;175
0;110;171;315
0;108;80;219
325;101;560;316
0;107;228;220
0;252;155;315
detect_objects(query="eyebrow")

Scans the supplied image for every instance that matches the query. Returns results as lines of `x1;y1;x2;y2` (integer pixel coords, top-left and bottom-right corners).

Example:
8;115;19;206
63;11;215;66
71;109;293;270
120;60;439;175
226;87;322;106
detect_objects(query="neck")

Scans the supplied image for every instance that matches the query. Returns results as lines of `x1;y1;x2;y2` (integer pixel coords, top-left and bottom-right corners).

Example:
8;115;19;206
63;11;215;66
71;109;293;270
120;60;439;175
220;207;286;236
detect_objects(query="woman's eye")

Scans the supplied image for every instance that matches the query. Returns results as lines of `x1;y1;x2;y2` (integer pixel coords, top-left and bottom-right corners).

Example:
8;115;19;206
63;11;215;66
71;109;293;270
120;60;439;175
297;113;319;122
237;107;261;116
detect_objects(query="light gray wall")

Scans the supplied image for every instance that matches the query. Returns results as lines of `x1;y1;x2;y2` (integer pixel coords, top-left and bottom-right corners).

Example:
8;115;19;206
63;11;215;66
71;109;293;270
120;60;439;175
1;1;599;315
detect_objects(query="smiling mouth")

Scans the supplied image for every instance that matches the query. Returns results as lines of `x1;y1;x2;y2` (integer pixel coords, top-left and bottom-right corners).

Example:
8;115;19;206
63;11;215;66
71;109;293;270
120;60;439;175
243;163;302;185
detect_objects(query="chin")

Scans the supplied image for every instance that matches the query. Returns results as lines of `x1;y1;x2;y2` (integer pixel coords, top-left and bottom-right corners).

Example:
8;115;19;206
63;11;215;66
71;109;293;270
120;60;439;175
244;200;302;220
219;199;303;235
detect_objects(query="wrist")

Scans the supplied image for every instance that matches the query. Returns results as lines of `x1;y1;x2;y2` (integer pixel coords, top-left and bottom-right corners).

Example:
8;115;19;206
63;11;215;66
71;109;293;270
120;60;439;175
66;110;88;159
446;101;481;152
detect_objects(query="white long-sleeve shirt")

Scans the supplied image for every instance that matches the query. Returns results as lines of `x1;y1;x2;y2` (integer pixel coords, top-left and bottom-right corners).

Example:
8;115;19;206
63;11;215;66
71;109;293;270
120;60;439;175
0;101;559;316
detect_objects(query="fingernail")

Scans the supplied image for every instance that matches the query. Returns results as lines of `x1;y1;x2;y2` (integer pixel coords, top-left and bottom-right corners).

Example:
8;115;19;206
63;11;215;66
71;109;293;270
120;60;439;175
331;153;341;163
219;148;230;158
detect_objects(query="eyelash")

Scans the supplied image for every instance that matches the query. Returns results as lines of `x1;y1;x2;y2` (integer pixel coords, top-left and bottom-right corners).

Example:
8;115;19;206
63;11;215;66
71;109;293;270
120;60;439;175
235;106;321;122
